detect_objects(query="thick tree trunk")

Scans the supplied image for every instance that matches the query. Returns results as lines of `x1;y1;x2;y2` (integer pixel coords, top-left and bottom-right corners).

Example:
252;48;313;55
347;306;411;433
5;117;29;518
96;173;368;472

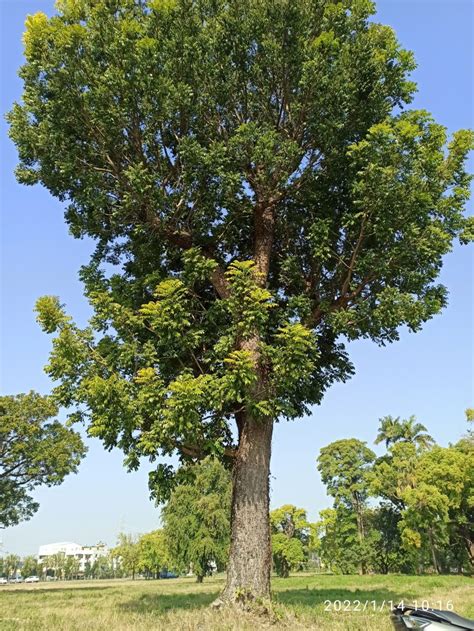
220;414;273;604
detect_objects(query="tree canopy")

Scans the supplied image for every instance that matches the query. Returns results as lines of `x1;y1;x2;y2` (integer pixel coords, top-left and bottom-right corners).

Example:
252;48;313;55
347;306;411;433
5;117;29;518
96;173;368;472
270;504;312;577
7;0;471;484
0;392;86;528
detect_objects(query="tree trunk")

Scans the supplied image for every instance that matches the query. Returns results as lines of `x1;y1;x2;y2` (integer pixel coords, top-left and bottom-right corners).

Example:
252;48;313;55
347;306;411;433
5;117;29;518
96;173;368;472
353;494;366;575
196;574;204;583
428;529;439;574
220;414;273;604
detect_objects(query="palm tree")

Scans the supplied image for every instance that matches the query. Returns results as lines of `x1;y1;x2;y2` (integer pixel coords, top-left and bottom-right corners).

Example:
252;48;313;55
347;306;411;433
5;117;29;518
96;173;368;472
375;416;402;448
4;554;20;579
375;415;434;450
399;416;434;449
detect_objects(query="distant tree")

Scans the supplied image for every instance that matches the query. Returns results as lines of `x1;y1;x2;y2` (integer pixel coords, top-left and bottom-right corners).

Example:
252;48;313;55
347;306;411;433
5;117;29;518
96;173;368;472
4;554;20;579
163;458;231;582
0;392;86;527
316;507;362;575
83;560;93;580
371;411;474;574
401;445;474;573
112;533;140;580
44;552;67;580
458;409;474;449
11;0;473;603
371;440;419;510
21;555;39;578
375;415;434;450
317;439;375;574
369;504;406;574
138;530;169;579
90;555;114;579
64;556;81;580
270;505;311;578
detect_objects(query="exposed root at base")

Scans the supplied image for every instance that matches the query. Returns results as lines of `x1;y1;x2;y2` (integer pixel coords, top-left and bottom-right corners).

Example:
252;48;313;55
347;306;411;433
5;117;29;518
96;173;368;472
211;590;274;617
209;595;310;629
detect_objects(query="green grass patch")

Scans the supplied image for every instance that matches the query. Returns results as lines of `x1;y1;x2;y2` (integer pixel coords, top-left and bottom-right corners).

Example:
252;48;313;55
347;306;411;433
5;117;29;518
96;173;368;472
0;574;472;630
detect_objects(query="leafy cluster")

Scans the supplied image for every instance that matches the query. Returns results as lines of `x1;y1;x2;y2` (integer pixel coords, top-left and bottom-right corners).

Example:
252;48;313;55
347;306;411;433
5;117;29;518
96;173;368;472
35;259;318;498
0;392;86;528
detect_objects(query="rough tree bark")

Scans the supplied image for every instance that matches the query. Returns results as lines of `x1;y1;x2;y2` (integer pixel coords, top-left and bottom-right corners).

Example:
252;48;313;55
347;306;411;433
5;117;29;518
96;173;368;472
220;413;274;603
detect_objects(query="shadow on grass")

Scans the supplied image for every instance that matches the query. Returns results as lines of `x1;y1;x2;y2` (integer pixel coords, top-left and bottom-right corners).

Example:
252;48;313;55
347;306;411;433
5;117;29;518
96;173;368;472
276;587;411;609
119;590;219;615
0;585;116;596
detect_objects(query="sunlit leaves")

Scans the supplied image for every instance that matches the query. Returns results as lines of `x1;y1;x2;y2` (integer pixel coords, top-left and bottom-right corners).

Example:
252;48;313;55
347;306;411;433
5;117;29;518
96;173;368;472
0;392;86;527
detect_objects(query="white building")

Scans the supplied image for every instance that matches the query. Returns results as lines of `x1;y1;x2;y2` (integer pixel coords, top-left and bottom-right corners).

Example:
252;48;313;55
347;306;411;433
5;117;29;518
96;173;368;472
38;542;108;572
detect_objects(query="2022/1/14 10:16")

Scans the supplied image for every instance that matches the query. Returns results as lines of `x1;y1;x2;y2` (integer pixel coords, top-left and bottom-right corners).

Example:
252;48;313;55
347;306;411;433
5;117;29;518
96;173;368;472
323;600;455;612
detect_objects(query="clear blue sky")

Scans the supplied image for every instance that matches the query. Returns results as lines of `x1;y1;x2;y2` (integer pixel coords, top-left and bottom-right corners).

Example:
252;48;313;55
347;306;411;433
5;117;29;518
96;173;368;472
1;0;473;556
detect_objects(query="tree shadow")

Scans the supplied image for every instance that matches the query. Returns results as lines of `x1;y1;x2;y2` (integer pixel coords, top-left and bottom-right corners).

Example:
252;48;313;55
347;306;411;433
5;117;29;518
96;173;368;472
119;590;219;615
0;585;116;596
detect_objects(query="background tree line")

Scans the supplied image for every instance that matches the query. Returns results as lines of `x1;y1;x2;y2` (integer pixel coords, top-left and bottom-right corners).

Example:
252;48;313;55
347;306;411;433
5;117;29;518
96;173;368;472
1;411;471;581
316;411;473;575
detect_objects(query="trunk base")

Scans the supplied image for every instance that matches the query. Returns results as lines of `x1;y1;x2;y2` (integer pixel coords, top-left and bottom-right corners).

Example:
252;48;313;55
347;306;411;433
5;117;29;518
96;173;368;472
211;593;273;616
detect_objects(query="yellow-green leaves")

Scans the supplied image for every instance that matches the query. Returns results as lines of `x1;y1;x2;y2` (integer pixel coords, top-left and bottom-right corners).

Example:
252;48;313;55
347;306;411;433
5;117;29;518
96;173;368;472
225;260;275;338
23;12;50;59
35;296;71;333
266;323;319;417
139;279;202;351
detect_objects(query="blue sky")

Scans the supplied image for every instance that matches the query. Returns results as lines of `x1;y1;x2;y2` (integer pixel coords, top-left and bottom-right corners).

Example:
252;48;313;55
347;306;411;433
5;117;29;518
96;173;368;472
0;0;473;556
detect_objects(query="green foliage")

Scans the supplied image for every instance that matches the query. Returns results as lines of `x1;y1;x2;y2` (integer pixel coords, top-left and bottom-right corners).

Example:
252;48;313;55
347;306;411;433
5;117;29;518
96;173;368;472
42;553;67;580
21;556;39;579
137;530;170;578
3;554;21;579
64;556;81;580
318;412;474;574
375;415;434;449
270;505;311;577
0;392;86;527
89;554;117;579
162;457;231;580
317;438;375;508
8;0;473;504
316;507;360;574
112;533;141;579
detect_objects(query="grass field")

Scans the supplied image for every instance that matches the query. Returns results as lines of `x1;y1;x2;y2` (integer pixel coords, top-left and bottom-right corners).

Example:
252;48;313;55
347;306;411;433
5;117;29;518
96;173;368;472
0;574;472;630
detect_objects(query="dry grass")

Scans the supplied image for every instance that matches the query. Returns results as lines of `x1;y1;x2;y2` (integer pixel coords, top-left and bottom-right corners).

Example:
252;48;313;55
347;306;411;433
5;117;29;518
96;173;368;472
0;573;472;630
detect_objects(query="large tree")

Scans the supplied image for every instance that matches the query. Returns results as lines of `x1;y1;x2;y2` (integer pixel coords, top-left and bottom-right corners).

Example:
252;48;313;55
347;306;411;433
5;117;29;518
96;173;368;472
8;0;472;602
0;392;86;527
